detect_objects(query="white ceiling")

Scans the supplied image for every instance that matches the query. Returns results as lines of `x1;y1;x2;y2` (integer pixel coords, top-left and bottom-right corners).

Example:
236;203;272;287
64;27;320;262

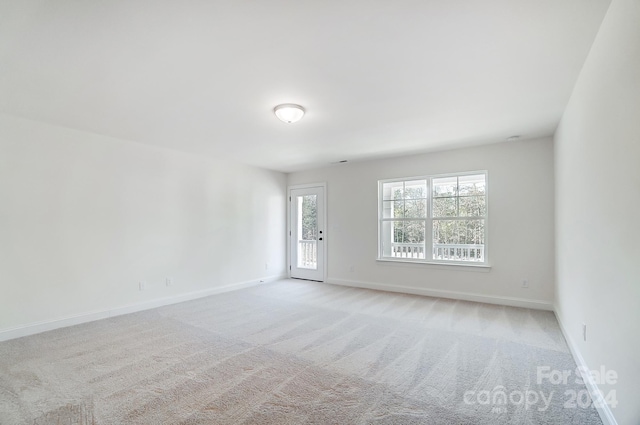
0;0;610;172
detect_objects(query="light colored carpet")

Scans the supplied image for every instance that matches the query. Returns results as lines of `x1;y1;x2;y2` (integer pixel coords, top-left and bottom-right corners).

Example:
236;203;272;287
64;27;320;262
0;279;602;424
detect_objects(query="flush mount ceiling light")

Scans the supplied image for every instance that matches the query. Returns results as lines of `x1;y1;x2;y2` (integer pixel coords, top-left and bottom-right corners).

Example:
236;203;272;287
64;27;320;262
274;104;305;124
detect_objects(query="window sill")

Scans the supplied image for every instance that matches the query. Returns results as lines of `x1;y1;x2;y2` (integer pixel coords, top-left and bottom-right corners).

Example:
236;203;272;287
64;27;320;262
376;257;491;271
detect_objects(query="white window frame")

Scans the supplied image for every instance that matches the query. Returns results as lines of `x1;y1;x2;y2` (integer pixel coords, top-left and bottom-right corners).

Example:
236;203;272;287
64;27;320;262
377;170;489;267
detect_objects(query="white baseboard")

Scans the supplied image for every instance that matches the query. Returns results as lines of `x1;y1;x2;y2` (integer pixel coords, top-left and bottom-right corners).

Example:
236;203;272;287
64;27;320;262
554;309;618;425
326;278;554;311
0;274;286;342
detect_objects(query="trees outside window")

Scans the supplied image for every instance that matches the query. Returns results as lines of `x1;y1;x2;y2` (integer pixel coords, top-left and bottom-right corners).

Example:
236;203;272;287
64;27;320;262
379;172;487;264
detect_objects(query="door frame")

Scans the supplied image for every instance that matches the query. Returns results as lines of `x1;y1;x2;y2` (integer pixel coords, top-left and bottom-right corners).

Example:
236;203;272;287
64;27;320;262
287;182;327;282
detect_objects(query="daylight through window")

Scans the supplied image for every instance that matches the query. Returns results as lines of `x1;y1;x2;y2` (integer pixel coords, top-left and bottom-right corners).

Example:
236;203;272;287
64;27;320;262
379;172;487;265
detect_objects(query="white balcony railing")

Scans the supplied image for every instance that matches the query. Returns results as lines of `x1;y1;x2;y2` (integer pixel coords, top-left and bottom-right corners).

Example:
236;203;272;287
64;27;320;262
433;244;484;262
390;243;484;262
391;243;425;259
298;240;317;269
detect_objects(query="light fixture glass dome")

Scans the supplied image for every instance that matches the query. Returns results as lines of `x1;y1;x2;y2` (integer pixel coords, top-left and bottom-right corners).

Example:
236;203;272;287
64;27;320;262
274;104;305;124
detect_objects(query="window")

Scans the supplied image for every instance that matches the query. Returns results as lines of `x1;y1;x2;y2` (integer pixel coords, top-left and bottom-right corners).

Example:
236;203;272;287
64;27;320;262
378;171;487;265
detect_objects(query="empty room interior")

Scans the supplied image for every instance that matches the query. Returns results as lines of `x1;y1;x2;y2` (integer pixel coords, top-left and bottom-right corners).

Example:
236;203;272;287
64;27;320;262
1;1;639;424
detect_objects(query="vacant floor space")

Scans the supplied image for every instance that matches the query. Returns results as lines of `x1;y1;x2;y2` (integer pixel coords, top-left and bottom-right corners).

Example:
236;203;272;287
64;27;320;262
0;280;601;424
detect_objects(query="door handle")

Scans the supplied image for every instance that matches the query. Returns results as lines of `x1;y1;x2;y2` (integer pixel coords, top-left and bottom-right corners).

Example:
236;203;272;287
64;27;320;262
318;237;323;241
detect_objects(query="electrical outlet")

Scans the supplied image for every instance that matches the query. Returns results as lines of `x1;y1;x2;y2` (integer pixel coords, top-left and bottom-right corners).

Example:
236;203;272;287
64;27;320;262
583;324;587;342
139;281;147;291
521;279;529;288
166;277;173;287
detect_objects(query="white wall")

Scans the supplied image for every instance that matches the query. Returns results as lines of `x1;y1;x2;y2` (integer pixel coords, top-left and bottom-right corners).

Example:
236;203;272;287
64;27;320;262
0;114;286;334
554;0;640;423
288;137;555;308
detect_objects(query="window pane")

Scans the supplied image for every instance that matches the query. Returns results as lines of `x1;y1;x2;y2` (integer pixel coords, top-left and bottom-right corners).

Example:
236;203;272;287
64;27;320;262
459;196;486;217
433;176;457;197
404;199;426;218
433;219;485;262
392;220;425;259
382;181;403;200
404;180;427;199
381;221;393;257
404;220;425;244
459;174;485;195
458;219;485;245
432;197;457;217
393;221;405;243
382;200;404;218
382;220;425;259
433;220;458;245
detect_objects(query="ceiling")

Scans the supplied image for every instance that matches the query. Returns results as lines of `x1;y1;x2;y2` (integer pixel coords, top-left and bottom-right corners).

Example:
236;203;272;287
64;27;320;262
0;0;611;172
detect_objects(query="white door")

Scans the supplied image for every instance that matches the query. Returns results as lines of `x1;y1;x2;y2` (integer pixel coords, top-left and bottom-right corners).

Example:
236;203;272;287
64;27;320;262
289;185;325;281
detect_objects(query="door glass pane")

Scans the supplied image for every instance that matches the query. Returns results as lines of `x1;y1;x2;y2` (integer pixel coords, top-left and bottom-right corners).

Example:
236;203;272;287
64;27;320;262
297;195;317;269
